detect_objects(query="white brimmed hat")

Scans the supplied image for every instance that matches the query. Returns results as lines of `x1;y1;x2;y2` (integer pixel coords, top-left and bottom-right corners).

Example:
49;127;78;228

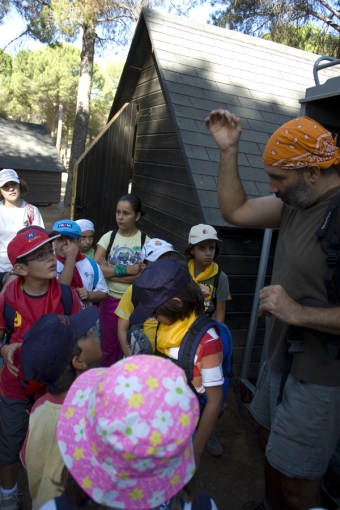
188;224;221;245
0;169;20;188
141;238;178;262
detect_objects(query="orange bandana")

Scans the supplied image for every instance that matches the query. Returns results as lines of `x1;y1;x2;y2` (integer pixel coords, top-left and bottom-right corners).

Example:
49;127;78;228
263;116;340;170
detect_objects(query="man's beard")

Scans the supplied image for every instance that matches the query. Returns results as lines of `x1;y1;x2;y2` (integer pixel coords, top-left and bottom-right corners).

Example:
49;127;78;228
275;172;312;209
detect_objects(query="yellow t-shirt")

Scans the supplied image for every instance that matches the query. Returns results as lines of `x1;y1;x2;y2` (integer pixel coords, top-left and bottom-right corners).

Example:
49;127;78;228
115;285;157;352
98;230;150;299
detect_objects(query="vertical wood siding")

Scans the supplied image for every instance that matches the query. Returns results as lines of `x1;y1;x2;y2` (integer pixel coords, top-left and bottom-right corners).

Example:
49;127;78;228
16;170;61;205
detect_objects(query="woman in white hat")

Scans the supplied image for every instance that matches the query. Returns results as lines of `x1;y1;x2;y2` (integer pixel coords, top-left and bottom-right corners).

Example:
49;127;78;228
0;169;44;290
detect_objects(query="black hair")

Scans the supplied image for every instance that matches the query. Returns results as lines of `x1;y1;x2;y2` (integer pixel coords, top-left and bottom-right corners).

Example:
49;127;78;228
184;240;220;260
117;194;145;217
49;342;82;395
155;262;205;323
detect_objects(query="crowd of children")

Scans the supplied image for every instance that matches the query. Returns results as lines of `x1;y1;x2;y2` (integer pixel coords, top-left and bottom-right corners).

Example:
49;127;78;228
0;169;231;510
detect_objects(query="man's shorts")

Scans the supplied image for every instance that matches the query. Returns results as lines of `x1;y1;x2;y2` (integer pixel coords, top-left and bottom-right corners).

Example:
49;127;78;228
250;362;340;479
0;396;32;466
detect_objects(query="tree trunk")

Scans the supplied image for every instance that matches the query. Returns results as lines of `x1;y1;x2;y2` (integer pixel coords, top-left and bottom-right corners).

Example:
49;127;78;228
64;23;96;209
56;103;63;153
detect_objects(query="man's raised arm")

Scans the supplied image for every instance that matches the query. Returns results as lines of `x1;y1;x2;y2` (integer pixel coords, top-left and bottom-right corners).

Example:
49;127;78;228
205;109;283;229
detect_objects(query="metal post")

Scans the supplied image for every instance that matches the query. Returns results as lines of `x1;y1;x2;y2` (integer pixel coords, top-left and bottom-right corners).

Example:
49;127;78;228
240;228;273;389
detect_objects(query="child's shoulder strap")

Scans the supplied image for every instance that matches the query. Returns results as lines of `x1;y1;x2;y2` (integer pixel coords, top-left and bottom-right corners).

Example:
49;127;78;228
140;231;146;246
211;268;221;309
105;229;118;261
3;299;15;343
86;257;99;289
178;315;216;383
60;284;73;315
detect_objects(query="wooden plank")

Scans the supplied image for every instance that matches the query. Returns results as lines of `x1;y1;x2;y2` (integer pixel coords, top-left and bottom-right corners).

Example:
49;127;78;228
137;218;192;254
132;77;162;100
142;204;196;238
134;187;201;226
19;171;61;205
137;118;175;135
137;64;159;85
224;313;266;330
232;329;265;348
133;174;196;205
133;162;191;185
226;275;272;293
220;233;277;257
218;254;274;275
138;104;171;122
136;133;180;150
134;148;185;166
225;294;256;313
233;345;263;365
136;90;167;110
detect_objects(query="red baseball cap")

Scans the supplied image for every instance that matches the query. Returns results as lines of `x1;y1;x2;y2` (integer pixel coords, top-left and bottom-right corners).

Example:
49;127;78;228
8;226;60;265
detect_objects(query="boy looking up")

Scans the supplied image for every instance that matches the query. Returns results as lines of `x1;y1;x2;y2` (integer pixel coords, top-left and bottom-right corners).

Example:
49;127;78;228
0;226;82;510
20;306;101;510
52;220;108;306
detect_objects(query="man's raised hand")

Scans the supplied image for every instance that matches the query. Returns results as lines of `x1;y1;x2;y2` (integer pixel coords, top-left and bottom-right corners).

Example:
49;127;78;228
205;109;242;152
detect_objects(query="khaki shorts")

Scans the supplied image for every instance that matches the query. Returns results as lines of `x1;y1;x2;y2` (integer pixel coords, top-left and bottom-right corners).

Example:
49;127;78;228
251;362;340;479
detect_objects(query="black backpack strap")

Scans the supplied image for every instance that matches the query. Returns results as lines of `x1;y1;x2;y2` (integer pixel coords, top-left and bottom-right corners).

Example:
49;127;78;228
105;229;118;261
141;231;146;246
178;315;216;383
211;268;221;311
316;191;340;305
60;284;73;316
3;300;15;344
131;284;139;309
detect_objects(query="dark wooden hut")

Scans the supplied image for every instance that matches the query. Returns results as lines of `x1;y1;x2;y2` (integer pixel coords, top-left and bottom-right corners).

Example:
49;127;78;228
72;9;338;377
0;118;65;205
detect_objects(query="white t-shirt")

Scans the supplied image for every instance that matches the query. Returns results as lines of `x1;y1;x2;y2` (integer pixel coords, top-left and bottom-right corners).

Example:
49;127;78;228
0;200;44;272
56;257;108;305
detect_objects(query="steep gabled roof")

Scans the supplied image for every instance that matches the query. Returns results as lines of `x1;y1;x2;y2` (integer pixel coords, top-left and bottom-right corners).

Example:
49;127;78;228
110;8;338;226
0;118;65;173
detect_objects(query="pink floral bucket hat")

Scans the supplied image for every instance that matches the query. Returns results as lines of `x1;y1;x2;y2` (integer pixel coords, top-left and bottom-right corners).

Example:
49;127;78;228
56;355;200;509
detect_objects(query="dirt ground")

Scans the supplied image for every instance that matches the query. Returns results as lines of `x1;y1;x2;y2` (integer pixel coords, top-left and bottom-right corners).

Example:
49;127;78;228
16;202;265;510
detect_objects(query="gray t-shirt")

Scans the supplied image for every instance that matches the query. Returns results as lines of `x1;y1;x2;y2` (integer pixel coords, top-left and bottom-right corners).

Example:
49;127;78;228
267;186;340;386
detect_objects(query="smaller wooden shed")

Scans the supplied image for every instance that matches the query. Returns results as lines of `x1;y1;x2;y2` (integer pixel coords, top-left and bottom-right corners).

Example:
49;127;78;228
0;118;65;205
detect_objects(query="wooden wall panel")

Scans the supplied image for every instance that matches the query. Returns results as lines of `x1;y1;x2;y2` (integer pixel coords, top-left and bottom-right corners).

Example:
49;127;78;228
18;170;61;205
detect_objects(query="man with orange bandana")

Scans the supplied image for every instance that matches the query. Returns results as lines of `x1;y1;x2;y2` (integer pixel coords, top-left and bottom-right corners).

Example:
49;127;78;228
206;110;340;510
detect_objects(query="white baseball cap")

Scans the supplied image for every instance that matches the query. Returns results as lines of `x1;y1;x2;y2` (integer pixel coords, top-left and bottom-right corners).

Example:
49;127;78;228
75;219;95;233
141;239;178;262
0;169;20;188
188;224;221;245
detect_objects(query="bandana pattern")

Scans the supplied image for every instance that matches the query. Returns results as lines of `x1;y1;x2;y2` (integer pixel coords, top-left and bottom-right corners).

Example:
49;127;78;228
57;355;199;509
263;116;340;170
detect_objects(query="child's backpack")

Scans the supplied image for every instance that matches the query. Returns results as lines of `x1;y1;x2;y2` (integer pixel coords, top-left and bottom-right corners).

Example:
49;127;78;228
86;256;99;289
160;315;233;414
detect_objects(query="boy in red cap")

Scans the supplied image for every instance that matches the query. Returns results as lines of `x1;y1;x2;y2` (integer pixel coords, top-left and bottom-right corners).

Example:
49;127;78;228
0;226;82;510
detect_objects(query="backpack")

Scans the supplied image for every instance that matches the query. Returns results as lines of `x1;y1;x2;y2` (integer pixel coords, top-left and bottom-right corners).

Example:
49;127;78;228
3;283;73;344
208;268;221;317
85;256;99;289
105;229;146;261
126;324;152;355
157;315;233;414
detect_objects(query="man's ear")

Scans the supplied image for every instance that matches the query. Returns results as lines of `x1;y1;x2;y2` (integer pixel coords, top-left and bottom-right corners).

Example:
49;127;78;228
71;355;88;372
172;297;183;307
13;263;28;277
306;165;321;184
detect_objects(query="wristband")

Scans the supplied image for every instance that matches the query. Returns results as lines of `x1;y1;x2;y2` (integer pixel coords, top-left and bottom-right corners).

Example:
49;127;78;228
114;264;127;277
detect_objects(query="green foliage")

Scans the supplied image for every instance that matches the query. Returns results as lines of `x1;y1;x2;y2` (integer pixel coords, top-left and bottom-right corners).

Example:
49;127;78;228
0;45;122;147
210;0;340;57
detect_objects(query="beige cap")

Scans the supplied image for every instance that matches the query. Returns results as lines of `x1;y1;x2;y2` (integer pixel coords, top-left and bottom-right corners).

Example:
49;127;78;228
188;224;221;245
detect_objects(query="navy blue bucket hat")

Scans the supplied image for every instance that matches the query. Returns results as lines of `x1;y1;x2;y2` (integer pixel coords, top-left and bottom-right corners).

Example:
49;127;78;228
21;306;99;384
129;259;191;325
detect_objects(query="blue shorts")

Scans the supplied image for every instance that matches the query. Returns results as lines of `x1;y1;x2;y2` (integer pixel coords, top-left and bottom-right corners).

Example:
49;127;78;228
250;362;340;479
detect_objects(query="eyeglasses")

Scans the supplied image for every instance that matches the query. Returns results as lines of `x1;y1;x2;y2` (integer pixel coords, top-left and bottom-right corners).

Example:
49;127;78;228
26;248;56;263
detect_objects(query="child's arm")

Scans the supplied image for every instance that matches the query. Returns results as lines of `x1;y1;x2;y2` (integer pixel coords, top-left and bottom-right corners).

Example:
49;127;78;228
57;240;78;285
193;385;222;467
76;288;107;303
117;318;131;357
215;301;226;323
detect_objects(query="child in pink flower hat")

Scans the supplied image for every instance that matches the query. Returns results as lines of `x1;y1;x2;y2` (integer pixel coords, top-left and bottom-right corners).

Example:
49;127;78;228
40;355;218;510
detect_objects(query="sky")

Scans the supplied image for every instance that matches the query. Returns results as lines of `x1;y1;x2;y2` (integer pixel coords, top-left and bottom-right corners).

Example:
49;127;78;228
0;3;218;64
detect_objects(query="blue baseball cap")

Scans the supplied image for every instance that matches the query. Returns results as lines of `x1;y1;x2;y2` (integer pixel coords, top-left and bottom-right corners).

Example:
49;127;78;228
129;260;191;325
52;220;81;239
21;306;99;384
